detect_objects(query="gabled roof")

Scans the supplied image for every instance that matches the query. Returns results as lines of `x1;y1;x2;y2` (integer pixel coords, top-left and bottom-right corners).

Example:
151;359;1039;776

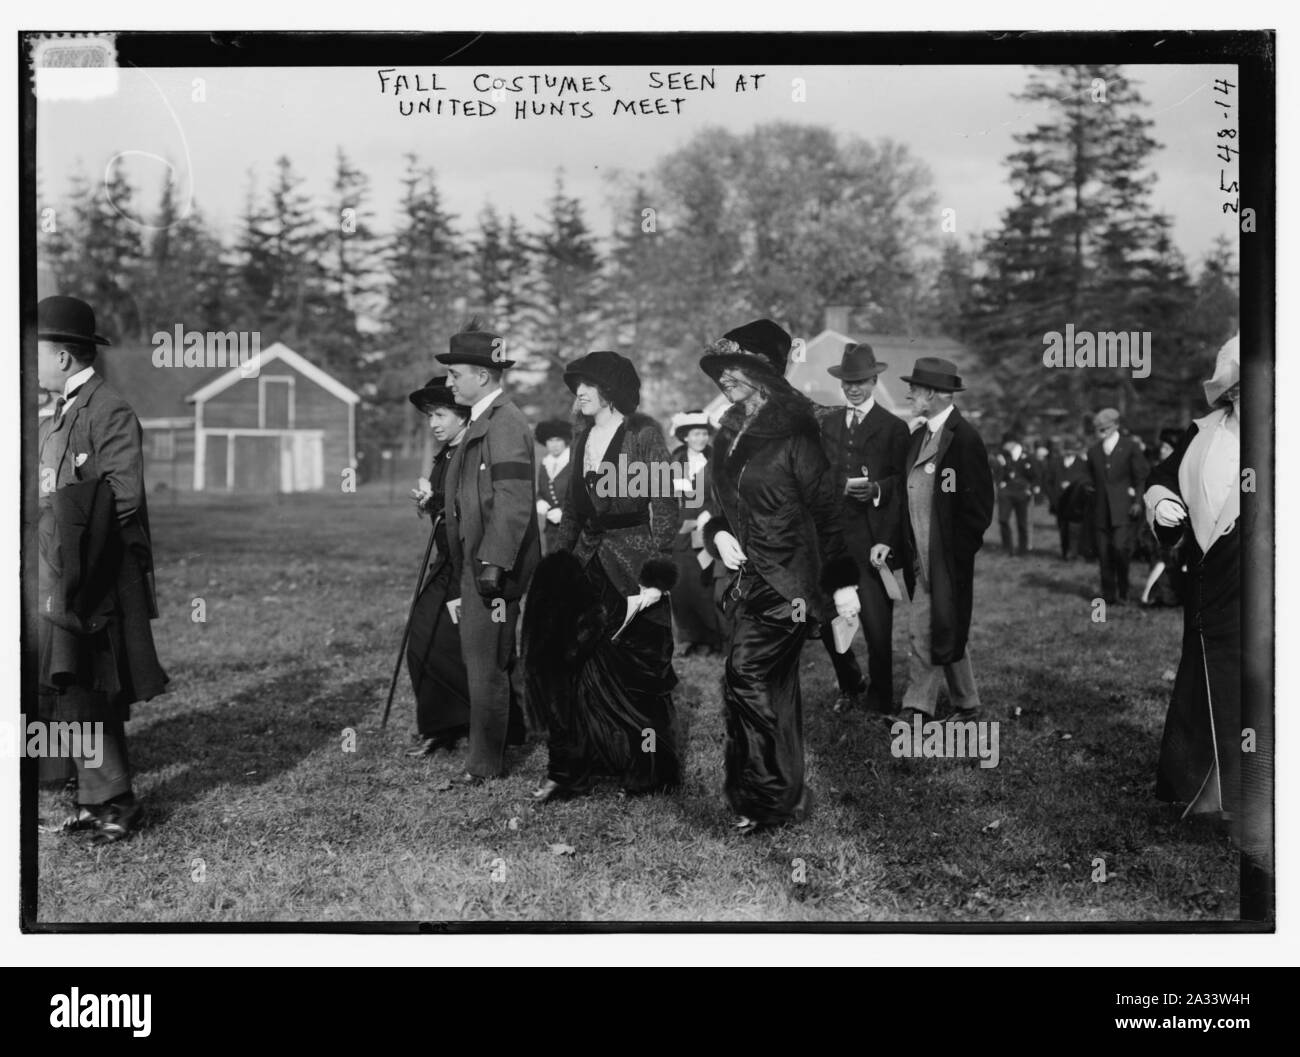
186;342;361;406
96;343;226;420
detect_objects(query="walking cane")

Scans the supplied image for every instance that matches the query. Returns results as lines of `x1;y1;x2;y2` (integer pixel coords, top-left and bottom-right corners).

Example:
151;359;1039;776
381;514;442;728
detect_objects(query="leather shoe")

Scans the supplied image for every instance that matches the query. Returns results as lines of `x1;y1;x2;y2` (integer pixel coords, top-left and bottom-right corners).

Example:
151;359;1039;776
532;778;565;803
90;799;141;844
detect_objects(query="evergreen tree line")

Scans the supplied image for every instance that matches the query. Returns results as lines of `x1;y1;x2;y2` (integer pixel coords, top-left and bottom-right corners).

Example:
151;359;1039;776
38;65;1239;462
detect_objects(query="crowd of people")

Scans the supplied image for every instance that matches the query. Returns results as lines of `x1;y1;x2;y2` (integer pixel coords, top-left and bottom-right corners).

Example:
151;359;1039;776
33;293;1244;846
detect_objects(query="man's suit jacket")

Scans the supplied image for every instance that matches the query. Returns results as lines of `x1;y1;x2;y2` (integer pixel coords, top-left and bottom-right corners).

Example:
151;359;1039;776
817;401;910;568
1085;434;1150;528
992;449;1037;501
443;391;541;602
894;407;994;666
37;373;167;717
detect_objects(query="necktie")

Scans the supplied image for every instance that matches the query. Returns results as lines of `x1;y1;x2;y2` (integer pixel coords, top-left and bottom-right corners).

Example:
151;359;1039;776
850;408;863;428
52;396;67;418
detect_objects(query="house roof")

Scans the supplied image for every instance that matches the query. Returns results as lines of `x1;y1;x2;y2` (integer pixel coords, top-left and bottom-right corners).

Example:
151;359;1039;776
704;330;975;423
186;342;362;406
95;343;226;421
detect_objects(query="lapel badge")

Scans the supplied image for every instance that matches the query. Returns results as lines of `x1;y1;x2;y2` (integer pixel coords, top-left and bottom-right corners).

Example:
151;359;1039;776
924;461;936;475
74;453;89;467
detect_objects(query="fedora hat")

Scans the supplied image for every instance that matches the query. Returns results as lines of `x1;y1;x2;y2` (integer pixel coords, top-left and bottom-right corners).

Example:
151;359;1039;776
827;342;886;382
408;375;465;415
38;295;112;346
899;356;964;393
700;319;792;384
435;324;515;370
563;350;641;415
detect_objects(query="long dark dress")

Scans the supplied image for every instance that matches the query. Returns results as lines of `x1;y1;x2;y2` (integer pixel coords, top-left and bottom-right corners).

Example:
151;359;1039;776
523;413;682;794
405;442;471;741
1146;414;1240;820
669;443;724;651
702;389;858;826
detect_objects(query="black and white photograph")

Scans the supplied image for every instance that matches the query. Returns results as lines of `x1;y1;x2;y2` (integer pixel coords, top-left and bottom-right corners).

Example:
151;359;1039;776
13;17;1276;949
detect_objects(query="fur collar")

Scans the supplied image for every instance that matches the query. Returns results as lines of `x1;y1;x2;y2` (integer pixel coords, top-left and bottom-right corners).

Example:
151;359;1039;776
717;388;818;442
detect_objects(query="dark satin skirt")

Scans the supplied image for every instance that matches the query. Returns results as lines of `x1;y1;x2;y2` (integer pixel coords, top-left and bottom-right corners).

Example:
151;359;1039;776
546;559;681;794
723;579;812;825
406;562;471;740
671;532;724;648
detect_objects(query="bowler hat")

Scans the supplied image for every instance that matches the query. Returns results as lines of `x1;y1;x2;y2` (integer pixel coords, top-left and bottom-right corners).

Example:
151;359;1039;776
38;295;112;346
700;319;792;384
563;350;641;415
435;326;515;370
671;409;714;442
827;342;886;382
899;356;964;393
535;419;573;445
408;375;466;415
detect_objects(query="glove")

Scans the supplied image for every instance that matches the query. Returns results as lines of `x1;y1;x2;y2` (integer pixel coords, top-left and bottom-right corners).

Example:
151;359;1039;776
833;586;861;620
546;506;563;525
536;498;551;516
869;543;891;568
713;530;748;571
638;587;663;607
1153;498;1188;527
476;563;505;601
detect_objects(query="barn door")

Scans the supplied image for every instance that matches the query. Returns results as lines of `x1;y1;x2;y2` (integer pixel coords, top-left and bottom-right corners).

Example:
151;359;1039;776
279;433;324;491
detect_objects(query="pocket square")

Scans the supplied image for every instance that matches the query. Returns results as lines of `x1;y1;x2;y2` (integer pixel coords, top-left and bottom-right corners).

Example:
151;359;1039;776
74;453;89;467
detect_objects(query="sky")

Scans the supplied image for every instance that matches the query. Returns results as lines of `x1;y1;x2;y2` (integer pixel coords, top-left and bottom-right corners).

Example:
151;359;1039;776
34;61;1240;265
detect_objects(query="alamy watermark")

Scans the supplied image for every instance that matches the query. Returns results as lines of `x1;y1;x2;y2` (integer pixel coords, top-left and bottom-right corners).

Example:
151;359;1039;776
1;716;104;766
890;714;1000;768
1042;324;1151;379
152;325;261;376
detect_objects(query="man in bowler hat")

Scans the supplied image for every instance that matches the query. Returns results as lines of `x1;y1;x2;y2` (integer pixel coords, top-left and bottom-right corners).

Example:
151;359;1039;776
437;321;541;782
884;357;993;721
815;342;910;714
35;295;169;842
1085;407;1149;605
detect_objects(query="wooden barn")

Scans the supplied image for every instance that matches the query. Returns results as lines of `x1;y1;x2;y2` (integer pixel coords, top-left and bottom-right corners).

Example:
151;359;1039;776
98;341;359;494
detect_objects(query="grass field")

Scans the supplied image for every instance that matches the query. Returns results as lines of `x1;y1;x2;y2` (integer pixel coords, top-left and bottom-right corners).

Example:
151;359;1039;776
35;488;1238;924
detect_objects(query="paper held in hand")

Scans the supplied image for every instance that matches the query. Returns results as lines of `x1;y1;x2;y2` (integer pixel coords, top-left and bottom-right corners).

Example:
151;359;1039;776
878;563;904;601
831;613;860;654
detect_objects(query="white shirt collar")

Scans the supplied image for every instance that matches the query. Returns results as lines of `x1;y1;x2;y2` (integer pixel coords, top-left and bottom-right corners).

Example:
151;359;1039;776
543;448;570;476
1007;442;1023;462
63;366;95;400
469;387;503;422
925;403;955;434
1102;431;1119;455
845;397;875;425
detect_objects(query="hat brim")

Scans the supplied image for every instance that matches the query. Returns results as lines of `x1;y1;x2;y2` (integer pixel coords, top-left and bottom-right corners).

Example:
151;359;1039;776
434;353;516;370
828;364;885;381
700;350;785;384
39;329;111;346
898;373;963;393
409;391;467;415
674;424;715;441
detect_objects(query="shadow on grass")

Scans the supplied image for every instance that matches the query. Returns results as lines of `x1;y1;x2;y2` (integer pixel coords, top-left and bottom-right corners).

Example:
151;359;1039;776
130;666;376;827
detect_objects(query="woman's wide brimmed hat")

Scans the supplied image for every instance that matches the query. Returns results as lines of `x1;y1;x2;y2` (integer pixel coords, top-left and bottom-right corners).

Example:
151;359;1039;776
408;375;465;415
699;319;792;384
827;342;886;381
899;356;965;393
563;350;641;415
1202;333;1240;406
38;295;112;346
535;419;572;445
671;409;714;441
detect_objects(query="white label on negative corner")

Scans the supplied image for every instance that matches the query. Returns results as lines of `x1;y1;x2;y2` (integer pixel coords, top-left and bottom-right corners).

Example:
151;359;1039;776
31;35;120;101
